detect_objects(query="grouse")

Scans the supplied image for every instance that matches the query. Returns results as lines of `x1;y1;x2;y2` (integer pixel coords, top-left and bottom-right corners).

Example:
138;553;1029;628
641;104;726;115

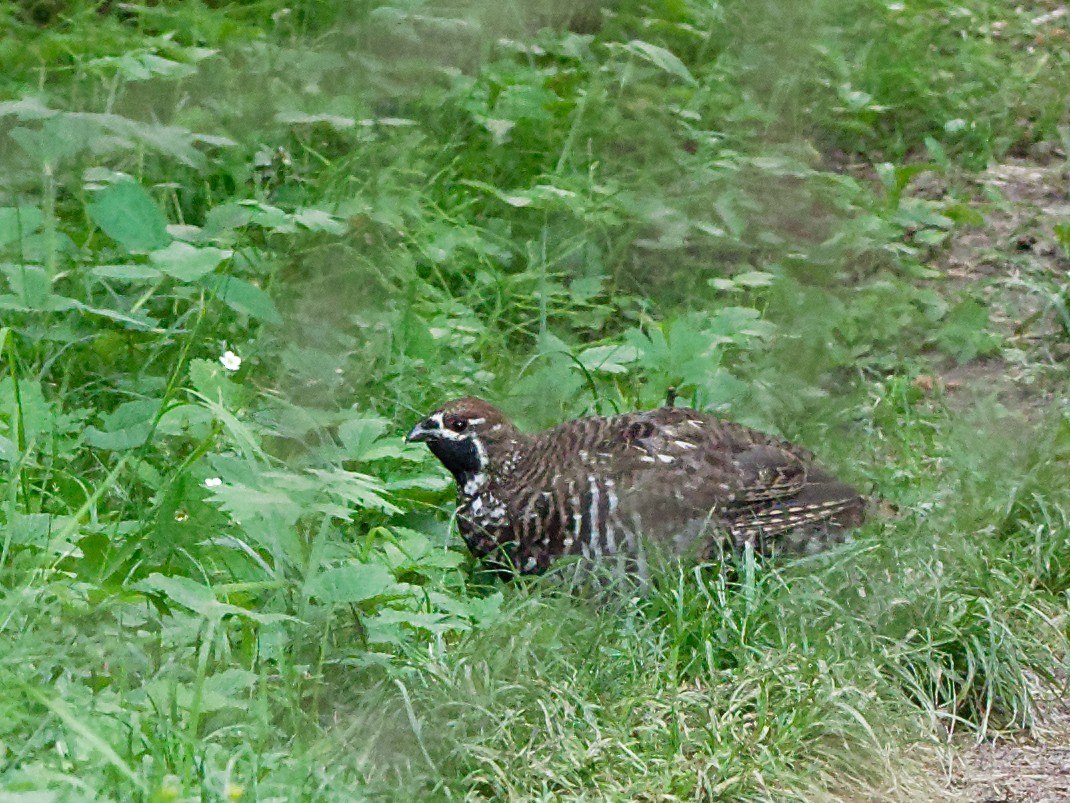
406;397;865;578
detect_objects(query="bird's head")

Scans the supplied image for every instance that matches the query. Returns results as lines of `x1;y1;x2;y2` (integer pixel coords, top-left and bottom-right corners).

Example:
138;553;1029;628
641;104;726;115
406;397;520;488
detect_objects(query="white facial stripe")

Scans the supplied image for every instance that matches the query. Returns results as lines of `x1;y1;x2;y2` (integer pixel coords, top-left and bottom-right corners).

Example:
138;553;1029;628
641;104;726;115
435;428;467;441
427;411;487;441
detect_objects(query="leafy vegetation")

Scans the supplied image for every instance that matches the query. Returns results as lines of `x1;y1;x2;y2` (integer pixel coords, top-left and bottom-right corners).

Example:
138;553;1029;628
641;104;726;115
1;0;1069;799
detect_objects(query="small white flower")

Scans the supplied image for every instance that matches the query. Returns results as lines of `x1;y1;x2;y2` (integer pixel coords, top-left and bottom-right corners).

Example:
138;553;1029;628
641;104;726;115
220;350;242;371
204;477;223;488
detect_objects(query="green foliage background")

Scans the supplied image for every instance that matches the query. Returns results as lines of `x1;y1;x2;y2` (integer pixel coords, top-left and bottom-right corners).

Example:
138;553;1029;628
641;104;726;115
1;0;1069;799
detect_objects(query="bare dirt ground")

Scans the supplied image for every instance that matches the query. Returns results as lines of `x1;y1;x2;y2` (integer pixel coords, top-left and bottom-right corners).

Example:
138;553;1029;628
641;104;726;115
952;744;1070;802
942;684;1070;802
927;155;1070;408
913;152;1070;801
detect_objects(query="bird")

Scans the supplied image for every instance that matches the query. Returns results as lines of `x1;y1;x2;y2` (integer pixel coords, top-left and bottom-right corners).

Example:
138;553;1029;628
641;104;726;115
405;396;865;579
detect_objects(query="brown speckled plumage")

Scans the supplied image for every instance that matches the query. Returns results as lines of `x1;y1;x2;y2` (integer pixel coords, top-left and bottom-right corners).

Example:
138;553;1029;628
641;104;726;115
406;397;865;578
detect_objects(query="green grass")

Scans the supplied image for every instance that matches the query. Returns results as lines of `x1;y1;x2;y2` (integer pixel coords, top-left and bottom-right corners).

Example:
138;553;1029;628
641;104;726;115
2;0;1070;799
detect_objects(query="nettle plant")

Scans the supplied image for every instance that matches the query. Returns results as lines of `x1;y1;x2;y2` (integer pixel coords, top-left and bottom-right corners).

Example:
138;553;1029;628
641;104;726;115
501;302;774;431
0;103;502;662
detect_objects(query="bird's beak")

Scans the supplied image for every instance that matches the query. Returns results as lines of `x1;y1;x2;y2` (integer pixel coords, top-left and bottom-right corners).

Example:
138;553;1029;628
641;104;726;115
405;422;433;443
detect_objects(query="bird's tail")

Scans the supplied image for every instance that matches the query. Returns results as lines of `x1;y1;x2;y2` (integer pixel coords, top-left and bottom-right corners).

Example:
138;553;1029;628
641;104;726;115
727;481;866;556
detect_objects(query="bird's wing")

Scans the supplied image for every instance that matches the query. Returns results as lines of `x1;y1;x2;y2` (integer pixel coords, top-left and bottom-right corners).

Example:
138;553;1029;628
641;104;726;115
587;408;813;508
532;407;861;555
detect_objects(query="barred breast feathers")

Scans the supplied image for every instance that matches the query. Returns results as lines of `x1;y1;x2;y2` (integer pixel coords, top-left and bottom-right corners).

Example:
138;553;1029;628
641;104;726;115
408;397;866;575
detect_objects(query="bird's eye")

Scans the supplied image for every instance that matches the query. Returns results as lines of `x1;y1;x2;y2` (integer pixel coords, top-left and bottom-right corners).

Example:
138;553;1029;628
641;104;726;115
447;416;468;432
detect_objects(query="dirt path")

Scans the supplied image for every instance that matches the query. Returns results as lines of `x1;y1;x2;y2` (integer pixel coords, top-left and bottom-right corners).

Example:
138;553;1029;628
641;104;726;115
951;744;1070;802
927;154;1070;406
943;684;1070;802
909;152;1070;801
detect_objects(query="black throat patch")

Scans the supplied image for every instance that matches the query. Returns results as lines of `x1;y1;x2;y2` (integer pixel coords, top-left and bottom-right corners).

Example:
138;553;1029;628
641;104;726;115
428;436;484;486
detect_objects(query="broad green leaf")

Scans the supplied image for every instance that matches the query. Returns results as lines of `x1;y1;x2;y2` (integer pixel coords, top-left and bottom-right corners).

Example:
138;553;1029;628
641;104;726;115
577;344;641;374
0;205;44;248
276;111;357;129
109;54;152;80
379;528;464;573
894;198;955;229
155;402;215;439
0;263;51;308
458;179;531;208
494;83;555;123
164;668;259;714
201;275;280;323
28;691;146;792
734;270;776;288
0;96;54;120
367;608;469;636
206;481;304;529
0;293;77;312
6;512;66;547
709;306;775;339
83;165;133;186
0;433;16;462
464;591;504;625
307;467;401;514
76;111;214;168
87;181;171;252
838;85;875;110
306;562;397;604
334;418;385;453
82;426;148;451
137;573;226;615
194;394;268;464
246;204;293;231
197;668;260;712
709;277;739;292
703;369;748;408
137;53;199;80
291;207;347;234
0;376;59;443
91;264;164;282
84;398;161;451
149;241;231;281
10;115;96;165
913;228;950;246
338;417;414;462
713;195;746;239
623;39;698;86
137;573;295;623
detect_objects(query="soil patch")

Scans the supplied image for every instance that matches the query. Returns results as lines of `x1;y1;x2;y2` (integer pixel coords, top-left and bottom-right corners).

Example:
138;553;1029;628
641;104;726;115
918;153;1070;800
944;689;1070;802
913;155;1070;412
